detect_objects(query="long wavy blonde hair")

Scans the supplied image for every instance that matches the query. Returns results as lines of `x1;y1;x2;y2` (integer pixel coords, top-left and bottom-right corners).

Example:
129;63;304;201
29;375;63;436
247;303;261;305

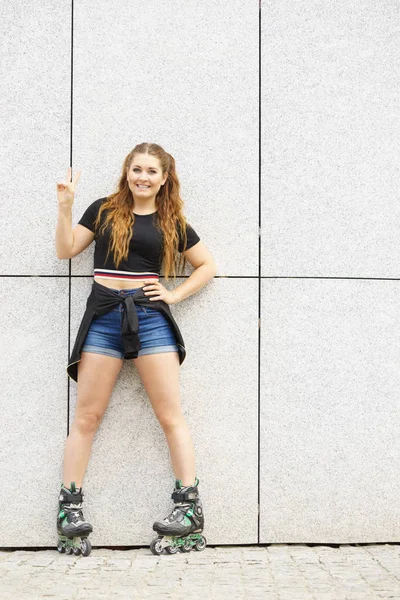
93;143;191;282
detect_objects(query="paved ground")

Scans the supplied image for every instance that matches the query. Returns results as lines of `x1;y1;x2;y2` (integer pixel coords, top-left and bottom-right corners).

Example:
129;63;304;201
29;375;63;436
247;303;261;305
1;544;400;599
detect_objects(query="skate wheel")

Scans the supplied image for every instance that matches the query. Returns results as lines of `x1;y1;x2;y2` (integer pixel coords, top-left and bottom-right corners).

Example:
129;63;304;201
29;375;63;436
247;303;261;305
195;535;207;551
72;547;81;556
57;541;65;553
165;545;179;554
80;538;92;557
150;536;163;556
179;539;192;553
65;546;73;555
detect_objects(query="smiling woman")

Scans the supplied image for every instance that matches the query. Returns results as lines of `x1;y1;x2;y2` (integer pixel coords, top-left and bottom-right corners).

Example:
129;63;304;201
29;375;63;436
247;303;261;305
55;142;216;557
127;156;165;211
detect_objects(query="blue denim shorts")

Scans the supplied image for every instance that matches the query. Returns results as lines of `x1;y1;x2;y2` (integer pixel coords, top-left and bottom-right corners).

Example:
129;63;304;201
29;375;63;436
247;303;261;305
82;286;179;360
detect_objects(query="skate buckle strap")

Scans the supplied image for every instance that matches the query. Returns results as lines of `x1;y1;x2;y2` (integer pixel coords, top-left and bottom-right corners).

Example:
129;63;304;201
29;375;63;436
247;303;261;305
59;490;84;504
171;489;197;502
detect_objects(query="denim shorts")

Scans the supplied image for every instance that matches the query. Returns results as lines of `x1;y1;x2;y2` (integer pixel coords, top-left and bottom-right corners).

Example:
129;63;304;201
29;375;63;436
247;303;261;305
82;286;179;360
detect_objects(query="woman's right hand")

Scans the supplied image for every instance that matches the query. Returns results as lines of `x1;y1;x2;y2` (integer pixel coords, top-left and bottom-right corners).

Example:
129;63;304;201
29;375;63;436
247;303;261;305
56;167;81;209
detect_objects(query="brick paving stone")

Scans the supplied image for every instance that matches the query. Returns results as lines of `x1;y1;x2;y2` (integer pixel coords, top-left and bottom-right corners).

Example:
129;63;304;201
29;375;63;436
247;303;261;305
1;545;400;599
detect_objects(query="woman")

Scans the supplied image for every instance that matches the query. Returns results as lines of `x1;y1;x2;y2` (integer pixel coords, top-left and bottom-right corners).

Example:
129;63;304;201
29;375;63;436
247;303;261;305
55;143;217;556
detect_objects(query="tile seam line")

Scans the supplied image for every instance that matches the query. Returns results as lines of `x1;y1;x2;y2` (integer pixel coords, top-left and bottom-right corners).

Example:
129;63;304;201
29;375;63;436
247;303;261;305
67;0;74;438
258;0;261;545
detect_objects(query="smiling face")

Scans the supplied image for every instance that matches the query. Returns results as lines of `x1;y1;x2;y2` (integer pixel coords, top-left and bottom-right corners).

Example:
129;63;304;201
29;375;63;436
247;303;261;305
126;153;167;201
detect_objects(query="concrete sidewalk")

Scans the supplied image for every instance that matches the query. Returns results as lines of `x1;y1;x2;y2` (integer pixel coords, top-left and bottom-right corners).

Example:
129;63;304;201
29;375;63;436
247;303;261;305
1;544;400;599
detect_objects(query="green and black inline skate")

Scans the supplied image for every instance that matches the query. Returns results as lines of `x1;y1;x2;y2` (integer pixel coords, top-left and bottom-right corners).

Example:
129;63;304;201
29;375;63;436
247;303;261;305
56;482;93;556
150;476;206;555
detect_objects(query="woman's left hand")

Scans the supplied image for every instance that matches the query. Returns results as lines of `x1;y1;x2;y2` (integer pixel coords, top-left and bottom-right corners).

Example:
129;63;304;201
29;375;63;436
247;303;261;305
142;280;179;305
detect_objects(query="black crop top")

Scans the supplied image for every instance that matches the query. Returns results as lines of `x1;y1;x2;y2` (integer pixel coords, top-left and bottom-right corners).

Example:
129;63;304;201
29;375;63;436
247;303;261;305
77;197;200;283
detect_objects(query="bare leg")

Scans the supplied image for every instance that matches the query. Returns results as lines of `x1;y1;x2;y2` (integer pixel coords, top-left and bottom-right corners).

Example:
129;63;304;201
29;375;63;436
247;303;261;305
133;351;196;486
63;352;123;488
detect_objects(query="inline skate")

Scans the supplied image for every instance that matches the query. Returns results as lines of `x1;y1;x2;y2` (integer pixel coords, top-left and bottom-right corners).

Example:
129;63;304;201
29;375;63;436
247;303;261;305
150;476;206;555
56;482;93;556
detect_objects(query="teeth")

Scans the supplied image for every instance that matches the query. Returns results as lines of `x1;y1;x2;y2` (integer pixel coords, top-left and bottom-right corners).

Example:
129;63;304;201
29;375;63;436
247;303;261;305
137;185;149;188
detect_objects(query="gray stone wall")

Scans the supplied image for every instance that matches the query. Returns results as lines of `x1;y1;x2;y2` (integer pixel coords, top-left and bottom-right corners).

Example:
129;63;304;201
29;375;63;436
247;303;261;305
1;0;399;547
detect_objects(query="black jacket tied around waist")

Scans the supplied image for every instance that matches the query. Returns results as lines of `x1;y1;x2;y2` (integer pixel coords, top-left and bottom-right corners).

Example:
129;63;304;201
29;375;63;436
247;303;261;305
67;280;186;383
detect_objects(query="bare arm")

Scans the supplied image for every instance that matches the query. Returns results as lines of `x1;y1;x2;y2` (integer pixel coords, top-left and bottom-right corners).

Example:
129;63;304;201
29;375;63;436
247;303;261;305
172;241;217;302
56;209;94;259
55;167;94;259
55;205;74;259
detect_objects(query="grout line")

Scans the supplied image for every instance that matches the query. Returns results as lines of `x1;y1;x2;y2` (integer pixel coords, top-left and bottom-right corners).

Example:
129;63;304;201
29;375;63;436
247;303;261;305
67;0;74;438
258;0;262;544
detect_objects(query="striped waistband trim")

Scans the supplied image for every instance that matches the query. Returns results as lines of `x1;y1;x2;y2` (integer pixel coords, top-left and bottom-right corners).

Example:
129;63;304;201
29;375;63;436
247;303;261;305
94;269;159;281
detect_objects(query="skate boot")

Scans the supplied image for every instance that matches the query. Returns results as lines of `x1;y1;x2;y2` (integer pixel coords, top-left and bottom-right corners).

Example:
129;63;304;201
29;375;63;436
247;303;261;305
56;482;93;556
150;476;206;555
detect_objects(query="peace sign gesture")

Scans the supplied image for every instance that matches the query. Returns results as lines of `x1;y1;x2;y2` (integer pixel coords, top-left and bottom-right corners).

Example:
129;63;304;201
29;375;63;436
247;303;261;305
56;167;82;209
